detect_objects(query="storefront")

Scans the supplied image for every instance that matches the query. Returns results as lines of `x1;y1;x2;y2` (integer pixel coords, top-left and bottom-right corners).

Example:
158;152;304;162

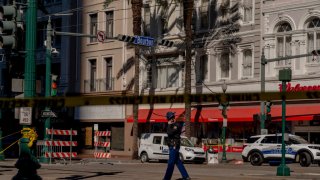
127;103;320;152
75;105;131;156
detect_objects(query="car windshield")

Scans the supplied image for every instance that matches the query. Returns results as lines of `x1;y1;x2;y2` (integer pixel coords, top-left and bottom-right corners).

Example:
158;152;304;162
181;138;194;147
290;135;309;144
247;137;260;143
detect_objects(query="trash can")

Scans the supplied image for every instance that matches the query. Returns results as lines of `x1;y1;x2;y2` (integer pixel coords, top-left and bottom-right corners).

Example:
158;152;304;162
207;148;218;164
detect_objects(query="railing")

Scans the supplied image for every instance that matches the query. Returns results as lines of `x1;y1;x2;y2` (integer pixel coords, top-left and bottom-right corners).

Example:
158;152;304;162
84;78;114;93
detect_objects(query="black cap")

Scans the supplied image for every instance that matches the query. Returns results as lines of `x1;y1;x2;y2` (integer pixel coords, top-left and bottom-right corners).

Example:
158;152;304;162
166;111;175;120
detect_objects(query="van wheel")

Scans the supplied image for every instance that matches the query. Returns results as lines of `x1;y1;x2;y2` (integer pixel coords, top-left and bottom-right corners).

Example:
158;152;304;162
250;152;263;166
299;152;311;167
179;153;184;163
140;152;149;163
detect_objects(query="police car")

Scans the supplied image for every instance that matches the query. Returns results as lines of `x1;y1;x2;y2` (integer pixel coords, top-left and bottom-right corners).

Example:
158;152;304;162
138;133;206;164
242;134;320;167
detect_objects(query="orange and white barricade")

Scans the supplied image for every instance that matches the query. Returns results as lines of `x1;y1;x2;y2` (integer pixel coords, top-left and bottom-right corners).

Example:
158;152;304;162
94;130;111;159
46;128;78;164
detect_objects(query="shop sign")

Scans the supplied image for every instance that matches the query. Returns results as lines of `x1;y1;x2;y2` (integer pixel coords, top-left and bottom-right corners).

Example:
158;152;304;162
278;83;320;92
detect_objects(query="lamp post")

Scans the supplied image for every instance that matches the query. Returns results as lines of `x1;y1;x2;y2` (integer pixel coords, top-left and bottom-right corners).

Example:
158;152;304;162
221;80;228;163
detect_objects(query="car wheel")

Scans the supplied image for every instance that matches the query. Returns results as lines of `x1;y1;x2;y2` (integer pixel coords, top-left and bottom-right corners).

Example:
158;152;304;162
318;162;320;167
250;152;263;166
299;152;311;167
179;153;184;163
140;152;149;163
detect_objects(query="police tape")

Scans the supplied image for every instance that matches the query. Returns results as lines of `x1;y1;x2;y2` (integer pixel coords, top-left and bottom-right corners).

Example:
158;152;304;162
0;91;320;108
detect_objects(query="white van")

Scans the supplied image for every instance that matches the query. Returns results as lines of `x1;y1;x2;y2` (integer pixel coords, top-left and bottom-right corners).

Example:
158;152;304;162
138;133;206;164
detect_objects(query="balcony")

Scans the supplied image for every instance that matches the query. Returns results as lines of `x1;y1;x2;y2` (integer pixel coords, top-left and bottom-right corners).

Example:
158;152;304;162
84;78;114;93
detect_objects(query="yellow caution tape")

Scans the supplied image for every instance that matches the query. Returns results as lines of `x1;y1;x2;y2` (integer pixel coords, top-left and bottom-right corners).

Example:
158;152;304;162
0;139;20;154
0;91;319;108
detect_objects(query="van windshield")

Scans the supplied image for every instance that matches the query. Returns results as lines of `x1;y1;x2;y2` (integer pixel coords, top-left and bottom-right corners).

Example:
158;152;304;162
181;138;194;147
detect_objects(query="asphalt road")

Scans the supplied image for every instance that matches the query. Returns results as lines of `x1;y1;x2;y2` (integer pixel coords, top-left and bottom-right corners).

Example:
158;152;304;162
0;159;319;180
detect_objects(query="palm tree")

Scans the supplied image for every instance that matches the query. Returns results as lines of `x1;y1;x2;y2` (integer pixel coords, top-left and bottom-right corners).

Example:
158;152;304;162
131;0;143;160
183;0;193;138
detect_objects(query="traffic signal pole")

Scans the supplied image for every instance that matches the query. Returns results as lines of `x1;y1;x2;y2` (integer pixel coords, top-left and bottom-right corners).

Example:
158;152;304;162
260;50;314;134
39;16;52;163
260;49;316;177
13;0;41;179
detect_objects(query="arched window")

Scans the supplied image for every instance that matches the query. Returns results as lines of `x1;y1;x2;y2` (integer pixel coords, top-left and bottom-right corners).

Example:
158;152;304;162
307;17;320;63
276;22;292;66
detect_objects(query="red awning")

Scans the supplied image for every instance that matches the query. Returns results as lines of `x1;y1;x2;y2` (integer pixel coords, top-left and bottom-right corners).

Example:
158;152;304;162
127;104;320;123
192;104;320;122
271;104;319;121
127;108;185;123
191;106;260;122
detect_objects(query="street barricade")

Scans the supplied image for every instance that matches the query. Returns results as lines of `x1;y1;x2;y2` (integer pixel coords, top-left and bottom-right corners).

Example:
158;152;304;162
45;128;78;164
94;130;111;159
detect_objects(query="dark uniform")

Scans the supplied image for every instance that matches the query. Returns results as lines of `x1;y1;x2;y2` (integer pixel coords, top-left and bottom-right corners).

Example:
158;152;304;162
163;112;190;180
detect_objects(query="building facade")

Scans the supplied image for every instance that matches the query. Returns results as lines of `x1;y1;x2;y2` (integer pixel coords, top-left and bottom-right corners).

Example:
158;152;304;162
77;0;135;156
262;0;320;143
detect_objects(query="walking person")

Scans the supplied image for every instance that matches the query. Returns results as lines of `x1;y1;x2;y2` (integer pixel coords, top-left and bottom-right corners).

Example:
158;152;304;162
163;112;190;180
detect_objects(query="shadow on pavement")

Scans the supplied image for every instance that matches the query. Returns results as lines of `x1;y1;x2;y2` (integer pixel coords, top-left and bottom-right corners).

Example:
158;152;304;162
56;171;123;180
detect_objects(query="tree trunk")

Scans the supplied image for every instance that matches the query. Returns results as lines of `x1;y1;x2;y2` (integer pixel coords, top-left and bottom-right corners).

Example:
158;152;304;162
183;0;193;138
131;0;142;159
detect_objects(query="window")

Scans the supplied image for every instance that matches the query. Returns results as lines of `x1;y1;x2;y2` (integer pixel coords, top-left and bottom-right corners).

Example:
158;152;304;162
243;0;253;23
144;6;151;36
153;136;162;144
105;11;114;38
198;55;208;82
307;18;320;63
105;58;113;90
247;137;259;144
261;136;281;144
156;65;180;88
220;53;230;79
89;59;97;91
200;0;209;30
242;49;252;77
90;14;98;42
276;22;292;66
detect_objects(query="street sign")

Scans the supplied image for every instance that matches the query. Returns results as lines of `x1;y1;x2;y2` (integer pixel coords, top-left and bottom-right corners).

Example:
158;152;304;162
19;107;32;125
41;110;57;118
97;31;105;42
133;36;154;47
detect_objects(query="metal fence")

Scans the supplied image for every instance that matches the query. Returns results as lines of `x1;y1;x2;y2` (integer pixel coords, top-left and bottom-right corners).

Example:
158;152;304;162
36;140;63;159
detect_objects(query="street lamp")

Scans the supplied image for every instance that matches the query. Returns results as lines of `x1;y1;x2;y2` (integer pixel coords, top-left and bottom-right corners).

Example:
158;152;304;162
220;80;228;163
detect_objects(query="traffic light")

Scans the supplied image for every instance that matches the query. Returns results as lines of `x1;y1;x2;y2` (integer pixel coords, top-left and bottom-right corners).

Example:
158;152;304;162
265;101;272;122
158;39;174;47
266;101;272;114
51;75;58;96
0;5;17;49
117;34;135;43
